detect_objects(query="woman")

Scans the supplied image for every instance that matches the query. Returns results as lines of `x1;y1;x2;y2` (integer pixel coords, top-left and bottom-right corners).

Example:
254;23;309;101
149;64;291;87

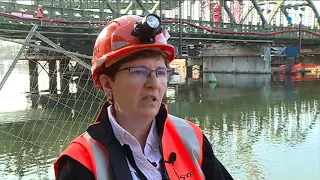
54;14;233;180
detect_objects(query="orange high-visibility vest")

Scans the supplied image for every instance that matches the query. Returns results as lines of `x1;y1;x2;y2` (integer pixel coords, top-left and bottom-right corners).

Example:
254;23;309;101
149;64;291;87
54;115;204;180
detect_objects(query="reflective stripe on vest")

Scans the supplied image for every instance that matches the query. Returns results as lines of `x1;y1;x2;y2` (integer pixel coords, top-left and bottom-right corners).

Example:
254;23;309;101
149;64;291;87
168;115;205;179
55;115;204;180
83;132;110;180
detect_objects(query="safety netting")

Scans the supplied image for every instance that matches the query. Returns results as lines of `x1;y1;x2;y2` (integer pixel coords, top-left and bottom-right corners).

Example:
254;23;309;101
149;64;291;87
0;27;105;179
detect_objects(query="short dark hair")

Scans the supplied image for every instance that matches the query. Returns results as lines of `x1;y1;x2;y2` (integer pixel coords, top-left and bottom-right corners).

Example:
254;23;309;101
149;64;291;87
104;49;170;81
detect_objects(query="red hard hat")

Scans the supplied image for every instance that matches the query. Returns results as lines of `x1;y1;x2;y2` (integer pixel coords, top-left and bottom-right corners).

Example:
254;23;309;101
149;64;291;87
91;14;175;87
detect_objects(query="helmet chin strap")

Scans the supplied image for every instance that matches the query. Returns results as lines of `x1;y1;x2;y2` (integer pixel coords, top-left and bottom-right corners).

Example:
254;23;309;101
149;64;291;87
107;90;117;120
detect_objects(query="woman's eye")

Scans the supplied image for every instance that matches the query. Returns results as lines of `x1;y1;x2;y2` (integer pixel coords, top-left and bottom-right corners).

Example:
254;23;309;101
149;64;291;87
157;70;166;76
132;69;148;75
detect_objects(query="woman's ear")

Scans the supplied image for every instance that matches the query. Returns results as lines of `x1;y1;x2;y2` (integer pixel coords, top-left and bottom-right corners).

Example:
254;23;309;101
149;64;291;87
99;74;112;93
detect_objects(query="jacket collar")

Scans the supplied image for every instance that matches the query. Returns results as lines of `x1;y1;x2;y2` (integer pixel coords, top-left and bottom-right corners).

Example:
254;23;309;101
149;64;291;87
86;102;169;179
93;102;169;141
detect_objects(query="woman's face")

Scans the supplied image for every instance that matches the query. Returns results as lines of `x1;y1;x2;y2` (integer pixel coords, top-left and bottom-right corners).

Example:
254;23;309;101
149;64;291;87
107;55;168;120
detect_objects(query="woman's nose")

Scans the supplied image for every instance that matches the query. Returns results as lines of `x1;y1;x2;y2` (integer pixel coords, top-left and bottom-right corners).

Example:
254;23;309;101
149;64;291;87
145;72;161;88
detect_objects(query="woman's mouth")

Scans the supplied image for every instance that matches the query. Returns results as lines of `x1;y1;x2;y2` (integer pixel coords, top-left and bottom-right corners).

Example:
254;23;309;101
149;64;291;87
142;95;157;102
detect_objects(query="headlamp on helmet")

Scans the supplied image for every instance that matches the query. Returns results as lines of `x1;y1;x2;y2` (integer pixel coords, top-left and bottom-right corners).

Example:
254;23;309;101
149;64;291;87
131;14;163;44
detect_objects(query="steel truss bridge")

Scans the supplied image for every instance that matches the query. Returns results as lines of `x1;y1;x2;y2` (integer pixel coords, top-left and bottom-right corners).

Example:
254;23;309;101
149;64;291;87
0;0;320;47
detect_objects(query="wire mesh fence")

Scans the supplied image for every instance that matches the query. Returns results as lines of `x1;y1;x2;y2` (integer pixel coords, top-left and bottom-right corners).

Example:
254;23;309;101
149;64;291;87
0;26;105;179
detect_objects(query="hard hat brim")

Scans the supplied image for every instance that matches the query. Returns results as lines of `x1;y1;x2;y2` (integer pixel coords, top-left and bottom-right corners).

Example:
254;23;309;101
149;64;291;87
105;44;175;68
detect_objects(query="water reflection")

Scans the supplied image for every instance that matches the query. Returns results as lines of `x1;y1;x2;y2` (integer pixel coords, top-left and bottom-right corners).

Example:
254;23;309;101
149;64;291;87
0;60;319;180
166;73;320;180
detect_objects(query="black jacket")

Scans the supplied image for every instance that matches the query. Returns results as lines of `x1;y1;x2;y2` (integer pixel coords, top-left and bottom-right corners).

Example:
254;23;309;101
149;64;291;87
57;104;234;180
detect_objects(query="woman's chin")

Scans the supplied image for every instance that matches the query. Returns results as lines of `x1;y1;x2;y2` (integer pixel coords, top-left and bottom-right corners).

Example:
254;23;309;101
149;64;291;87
137;107;160;119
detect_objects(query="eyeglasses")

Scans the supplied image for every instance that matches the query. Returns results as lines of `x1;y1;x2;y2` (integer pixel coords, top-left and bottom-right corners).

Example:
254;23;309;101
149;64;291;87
117;66;173;82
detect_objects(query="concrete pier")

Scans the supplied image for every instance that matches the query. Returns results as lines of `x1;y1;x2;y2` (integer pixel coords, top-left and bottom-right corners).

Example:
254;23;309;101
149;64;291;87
48;60;57;94
200;43;271;74
28;60;39;94
202;56;271;73
59;59;70;96
28;60;39;108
